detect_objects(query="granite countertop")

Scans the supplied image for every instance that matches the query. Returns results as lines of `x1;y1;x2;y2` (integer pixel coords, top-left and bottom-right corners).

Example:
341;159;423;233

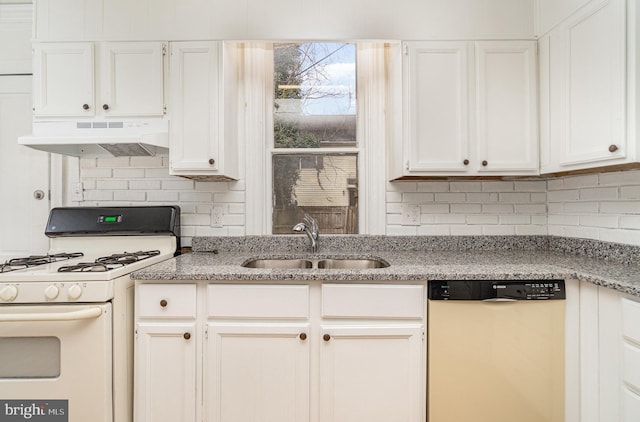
131;235;640;298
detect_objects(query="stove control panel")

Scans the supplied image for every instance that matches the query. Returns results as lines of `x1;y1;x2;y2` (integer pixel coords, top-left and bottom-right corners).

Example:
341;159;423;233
0;282;113;304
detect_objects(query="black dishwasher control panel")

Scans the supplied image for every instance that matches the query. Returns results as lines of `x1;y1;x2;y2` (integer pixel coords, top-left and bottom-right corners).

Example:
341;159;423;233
428;280;566;301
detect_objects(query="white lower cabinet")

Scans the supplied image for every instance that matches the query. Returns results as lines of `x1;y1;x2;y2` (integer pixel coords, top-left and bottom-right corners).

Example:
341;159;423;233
621;295;640;422
318;325;423;422
134;283;197;422
135;281;425;422
205;323;310;422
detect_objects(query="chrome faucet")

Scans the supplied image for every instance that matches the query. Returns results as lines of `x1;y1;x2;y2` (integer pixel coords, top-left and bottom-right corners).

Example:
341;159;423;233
292;214;319;253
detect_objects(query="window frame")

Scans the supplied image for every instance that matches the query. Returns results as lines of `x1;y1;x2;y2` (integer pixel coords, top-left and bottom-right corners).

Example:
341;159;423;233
243;41;390;235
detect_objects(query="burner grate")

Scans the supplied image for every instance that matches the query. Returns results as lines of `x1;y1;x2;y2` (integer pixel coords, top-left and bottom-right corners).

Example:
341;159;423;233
57;250;161;273
0;252;84;273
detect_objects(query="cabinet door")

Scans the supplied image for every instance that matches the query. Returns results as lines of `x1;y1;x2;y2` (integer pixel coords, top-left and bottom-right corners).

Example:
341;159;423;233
100;42;165;117
169;41;223;175
403;41;471;173
559;0;626;166
319;325;424;422
33;43;94;117
475;41;538;174
205;323;310;422
135;323;196;422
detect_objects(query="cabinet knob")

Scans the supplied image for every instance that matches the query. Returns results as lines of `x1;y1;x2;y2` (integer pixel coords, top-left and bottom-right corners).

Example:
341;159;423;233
323;334;331;342
160;299;168;308
482;160;488;167
463;159;469;166
82;104;90;110
299;333;307;341
208;158;216;166
183;332;191;340
609;144;619;153
102;104;109;111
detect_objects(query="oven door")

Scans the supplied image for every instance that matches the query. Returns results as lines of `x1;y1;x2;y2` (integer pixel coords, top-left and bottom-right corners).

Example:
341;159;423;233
0;303;112;422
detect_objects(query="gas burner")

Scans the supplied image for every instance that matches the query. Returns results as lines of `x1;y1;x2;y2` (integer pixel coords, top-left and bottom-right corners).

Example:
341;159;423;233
0;252;84;273
57;250;161;273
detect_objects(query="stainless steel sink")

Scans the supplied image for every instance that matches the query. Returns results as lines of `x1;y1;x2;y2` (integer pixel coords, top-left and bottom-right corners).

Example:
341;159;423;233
241;257;389;269
241;259;313;269
316;258;389;269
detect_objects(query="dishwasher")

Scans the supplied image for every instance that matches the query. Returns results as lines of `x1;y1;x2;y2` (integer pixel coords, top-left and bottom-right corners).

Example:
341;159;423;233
427;280;565;422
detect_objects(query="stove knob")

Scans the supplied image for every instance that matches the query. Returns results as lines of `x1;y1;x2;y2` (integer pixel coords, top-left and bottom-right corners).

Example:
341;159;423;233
0;285;18;302
68;284;83;300
44;285;60;300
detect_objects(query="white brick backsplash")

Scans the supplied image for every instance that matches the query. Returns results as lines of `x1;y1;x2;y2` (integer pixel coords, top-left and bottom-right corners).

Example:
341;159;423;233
562;174;598;189
114;191;146;201
417;181;449;192
97;180;128;190
130;156;164;167
451;203;482;214
482;204;514;214
162;179;194;190
113;168;145;178
620;216;640;230
96;157;130;168
403;193;434;203
450;181;482;192
466;192;499;202
179;192;213;202
129;180;162;190
76;155;640;246
435;193;466;203
481;181;514;192
499;192;531;203
81;168;113;178
147;191;180;202
579;187;618;201
620;185;640;199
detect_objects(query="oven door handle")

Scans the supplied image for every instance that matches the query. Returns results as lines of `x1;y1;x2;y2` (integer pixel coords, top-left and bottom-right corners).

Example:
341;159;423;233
0;307;104;322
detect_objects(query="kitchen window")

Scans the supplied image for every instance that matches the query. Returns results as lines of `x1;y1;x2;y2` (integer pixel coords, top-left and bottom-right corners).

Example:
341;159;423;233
271;42;359;234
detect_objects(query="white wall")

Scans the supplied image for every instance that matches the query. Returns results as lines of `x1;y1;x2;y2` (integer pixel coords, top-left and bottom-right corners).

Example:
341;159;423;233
34;0;535;42
75;157;640;246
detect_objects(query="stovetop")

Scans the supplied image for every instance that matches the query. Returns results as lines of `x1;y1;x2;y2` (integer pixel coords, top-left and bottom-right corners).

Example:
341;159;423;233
0;252;84;273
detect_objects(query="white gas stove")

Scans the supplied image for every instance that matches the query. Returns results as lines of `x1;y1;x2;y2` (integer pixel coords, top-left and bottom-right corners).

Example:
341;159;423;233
0;206;180;422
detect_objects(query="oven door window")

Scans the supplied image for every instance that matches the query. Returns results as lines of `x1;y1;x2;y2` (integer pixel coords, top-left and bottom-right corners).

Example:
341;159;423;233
0;337;60;378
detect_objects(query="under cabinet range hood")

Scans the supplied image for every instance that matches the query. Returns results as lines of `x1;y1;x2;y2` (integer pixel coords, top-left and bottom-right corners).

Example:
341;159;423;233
18;120;169;158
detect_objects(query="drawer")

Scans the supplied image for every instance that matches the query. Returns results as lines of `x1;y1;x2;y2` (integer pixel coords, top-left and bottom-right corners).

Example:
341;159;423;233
137;284;197;318
622;297;640;343
322;284;424;319
623;342;640;392
207;284;309;319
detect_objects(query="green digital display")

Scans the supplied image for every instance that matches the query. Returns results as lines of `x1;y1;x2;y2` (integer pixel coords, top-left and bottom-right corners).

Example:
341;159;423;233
100;215;121;223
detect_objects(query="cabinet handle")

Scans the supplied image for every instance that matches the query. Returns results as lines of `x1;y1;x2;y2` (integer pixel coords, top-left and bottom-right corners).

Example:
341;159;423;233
183;332;191;340
323;334;331;342
482;160;488;167
208;158;216;166
299;333;307;341
159;299;168;308
609;144;619;153
82;104;90;110
463;159;469;165
102;104;109;111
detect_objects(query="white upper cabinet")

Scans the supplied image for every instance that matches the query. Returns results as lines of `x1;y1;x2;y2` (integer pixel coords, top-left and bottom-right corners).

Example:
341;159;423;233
539;0;631;174
395;40;537;179
33;43;94;117
168;41;239;181
474;41;538;174
33;42;165;118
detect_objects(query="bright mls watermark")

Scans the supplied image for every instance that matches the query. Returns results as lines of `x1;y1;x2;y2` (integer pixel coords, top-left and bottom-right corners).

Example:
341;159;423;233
0;401;67;422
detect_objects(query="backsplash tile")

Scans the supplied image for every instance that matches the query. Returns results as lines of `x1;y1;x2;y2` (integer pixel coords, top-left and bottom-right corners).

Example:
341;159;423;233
76;157;640;246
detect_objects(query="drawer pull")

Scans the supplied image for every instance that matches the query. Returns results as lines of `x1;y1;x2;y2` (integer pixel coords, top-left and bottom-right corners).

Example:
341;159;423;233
299;333;307;341
609;144;619;152
183;332;191;340
323;334;331;342
160;299;168;308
